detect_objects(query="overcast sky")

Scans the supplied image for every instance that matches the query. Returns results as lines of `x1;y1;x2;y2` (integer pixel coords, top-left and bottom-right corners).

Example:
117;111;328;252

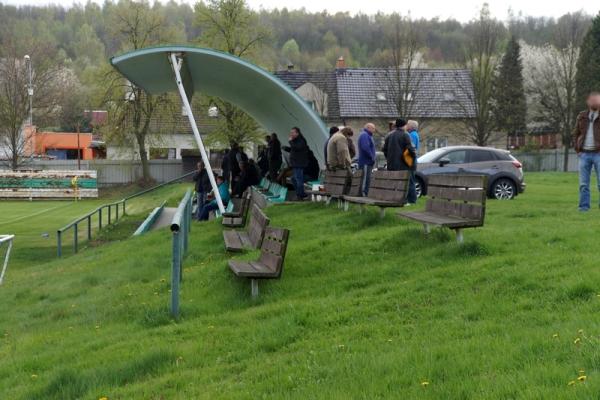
2;0;598;22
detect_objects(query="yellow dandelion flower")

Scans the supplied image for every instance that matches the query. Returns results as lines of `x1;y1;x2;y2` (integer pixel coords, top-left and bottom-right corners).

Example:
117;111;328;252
99;397;109;400
421;381;429;387
338;344;345;349
574;338;581;344
568;380;576;386
578;329;584;335
160;278;166;282
31;374;38;379
578;375;587;382
95;325;100;329
387;339;393;342
208;325;214;329
579;369;585;374
154;292;158;296
552;333;559;338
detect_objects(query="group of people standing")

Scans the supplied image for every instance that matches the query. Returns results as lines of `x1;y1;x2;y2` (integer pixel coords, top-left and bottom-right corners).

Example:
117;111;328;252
325;118;420;204
193;117;423;220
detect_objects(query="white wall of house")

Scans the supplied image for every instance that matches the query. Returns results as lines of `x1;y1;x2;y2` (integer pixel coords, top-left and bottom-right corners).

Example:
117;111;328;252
106;133;201;160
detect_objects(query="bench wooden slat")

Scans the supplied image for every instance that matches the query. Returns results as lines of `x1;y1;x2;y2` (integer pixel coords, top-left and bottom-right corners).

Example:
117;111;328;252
427;185;485;203
397;210;483;228
427;174;486;188
223;204;270;252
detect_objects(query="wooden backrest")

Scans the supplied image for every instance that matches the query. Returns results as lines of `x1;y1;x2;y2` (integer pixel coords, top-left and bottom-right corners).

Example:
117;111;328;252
251;187;268;209
323;169;349;196
247;204;270;248
347;169;364;197
425;174;487;222
259;226;290;277
367;170;410;203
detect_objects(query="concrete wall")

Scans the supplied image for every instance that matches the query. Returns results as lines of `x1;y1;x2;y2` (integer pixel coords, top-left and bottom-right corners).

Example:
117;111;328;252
2;159;186;186
106;133;199;160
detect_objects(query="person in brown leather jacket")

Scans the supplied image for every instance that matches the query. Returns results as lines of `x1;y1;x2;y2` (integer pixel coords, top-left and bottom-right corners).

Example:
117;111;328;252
572;92;600;211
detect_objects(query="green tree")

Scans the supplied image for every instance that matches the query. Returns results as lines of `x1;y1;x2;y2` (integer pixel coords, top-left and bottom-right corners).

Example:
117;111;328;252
576;12;600;108
494;36;527;138
195;0;269;147
281;38;301;65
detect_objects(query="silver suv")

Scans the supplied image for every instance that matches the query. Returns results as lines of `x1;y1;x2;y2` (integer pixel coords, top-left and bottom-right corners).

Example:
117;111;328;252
416;146;526;200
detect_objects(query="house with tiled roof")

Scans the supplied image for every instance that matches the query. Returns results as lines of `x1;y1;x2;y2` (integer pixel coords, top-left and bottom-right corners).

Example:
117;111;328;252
274;59;477;154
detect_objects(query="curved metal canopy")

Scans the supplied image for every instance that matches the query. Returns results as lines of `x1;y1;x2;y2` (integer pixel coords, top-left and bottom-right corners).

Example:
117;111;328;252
110;46;328;164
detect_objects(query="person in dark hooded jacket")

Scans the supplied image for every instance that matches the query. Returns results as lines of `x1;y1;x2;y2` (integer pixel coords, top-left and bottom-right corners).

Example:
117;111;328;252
282;127;309;200
382;118;417;203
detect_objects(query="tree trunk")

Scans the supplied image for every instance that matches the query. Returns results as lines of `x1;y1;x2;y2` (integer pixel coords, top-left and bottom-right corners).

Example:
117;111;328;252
135;132;151;184
563;144;570;172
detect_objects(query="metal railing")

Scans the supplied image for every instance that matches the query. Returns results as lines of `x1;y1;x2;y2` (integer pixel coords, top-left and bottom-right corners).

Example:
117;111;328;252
57;170;196;257
0;235;15;286
169;189;192;319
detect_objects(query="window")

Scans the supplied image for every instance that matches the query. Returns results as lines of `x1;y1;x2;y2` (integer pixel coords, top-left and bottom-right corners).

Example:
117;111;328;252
424;137;448;154
443;92;455;101
469;150;495;163
376;92;387;102
442;150;467;164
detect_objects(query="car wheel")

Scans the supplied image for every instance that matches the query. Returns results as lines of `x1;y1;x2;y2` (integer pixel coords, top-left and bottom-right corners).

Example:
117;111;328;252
414;178;423;198
492;178;516;200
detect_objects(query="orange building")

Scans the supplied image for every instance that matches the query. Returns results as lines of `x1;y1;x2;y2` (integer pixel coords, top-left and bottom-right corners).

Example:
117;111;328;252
23;126;104;160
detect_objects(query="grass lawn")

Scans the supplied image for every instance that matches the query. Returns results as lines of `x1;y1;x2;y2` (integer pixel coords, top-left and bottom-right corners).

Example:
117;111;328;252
1;172;600;399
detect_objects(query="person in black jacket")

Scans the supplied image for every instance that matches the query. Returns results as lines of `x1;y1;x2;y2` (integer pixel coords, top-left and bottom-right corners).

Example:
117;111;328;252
282;127;309;200
382;118;417;203
193;161;212;220
267;133;282;181
234;159;261;197
257;138;270;177
221;148;231;186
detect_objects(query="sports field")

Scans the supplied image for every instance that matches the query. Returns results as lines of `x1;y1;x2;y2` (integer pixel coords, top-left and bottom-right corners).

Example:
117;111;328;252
1;173;600;399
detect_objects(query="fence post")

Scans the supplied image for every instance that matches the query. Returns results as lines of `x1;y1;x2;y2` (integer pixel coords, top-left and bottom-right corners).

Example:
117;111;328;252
73;223;78;254
87;216;92;241
99;208;102;230
108;205;112;225
116;202;119;220
57;231;62;257
171;231;181;319
123;200;127;216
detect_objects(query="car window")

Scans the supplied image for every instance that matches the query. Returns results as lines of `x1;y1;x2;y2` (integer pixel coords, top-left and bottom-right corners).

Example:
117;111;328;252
469;150;495;163
443;150;467;164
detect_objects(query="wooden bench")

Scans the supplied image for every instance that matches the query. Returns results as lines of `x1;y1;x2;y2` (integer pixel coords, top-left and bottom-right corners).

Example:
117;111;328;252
228;226;290;297
223;204;270;252
222;191;251;228
397;174;487;242
306;169;353;206
343;170;410;217
251;186;269;209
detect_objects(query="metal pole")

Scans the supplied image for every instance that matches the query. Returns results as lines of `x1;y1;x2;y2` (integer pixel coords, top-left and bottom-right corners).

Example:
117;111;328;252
171;231;181;318
98;208;102;230
116;203;119;220
108;205;111;225
73;224;78;253
87;216;91;241
168;53;225;213
57;231;62;257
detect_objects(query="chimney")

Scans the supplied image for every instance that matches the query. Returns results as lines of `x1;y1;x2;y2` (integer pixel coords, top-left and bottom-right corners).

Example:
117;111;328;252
336;56;346;69
287;63;294;72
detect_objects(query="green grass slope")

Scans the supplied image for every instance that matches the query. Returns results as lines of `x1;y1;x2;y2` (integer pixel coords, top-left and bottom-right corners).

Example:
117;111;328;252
1;173;600;399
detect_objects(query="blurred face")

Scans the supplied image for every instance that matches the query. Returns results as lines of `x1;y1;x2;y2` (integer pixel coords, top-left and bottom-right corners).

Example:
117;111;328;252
588;94;600;111
365;123;376;134
290;128;299;139
216;177;223;185
197;162;203;170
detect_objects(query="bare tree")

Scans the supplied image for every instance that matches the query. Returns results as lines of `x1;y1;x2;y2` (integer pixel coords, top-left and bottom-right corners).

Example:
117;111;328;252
102;0;174;183
0;37;68;169
376;14;425;121
521;13;587;171
454;4;503;146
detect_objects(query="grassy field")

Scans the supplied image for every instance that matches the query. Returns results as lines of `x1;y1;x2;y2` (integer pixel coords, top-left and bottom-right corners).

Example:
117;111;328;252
1;173;600;399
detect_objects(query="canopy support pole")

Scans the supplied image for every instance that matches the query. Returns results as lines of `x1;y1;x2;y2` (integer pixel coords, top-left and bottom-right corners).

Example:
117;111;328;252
168;53;225;213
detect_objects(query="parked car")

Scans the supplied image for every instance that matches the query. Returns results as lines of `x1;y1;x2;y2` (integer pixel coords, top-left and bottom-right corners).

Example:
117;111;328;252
415;146;526;200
